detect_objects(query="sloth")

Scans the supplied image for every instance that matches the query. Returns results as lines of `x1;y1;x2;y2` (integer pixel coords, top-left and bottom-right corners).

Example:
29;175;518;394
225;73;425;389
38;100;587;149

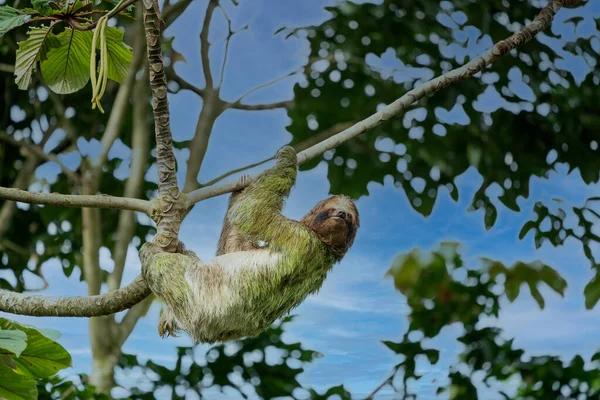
140;146;359;343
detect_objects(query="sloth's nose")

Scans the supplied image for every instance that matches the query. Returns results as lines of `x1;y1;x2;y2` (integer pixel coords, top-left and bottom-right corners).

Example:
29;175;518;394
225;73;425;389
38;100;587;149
337;210;348;219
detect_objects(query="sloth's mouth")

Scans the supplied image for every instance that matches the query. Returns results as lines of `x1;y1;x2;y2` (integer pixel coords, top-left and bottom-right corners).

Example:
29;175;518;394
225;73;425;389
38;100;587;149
329;216;348;224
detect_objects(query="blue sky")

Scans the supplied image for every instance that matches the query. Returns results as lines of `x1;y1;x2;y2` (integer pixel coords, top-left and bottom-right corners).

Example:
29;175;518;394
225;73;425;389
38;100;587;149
2;0;600;399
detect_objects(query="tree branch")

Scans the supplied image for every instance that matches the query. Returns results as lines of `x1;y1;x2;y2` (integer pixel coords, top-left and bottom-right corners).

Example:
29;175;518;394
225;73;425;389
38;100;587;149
0;276;150;316
293;121;354;152
0;159;38;239
195;122;351;188
108;68;150;292
364;365;401;400
0;131;79;183
227;68;301;110
0;187;151;213
143;1;185;251
82;186;102;296
200;156;272;187
227;100;293;111
165;66;204;96
215;3;247;89
116;295;154;345
186;0;565;207
162;0;193;28
200;0;218;90
182;91;224;192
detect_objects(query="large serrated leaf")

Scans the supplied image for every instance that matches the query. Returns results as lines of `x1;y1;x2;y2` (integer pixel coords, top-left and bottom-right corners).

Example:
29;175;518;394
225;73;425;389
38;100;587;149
0;6;28;36
0;364;37;400
104;26;132;83
0;329;27;357
40;28;93;94
15;26;53;90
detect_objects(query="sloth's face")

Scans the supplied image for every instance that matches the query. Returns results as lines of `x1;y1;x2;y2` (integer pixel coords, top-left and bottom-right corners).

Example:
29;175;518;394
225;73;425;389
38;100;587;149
301;195;359;257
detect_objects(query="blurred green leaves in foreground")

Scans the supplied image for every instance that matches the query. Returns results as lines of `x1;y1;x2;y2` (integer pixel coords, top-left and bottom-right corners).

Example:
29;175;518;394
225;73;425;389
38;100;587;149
0;317;71;400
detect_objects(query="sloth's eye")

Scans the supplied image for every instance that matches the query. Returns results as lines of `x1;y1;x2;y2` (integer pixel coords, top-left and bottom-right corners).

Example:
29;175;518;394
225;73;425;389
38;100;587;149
316;212;329;223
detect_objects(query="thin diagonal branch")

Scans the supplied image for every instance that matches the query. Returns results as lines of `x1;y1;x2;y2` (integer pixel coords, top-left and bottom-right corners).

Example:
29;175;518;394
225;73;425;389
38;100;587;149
165;67;204;96
200;0;218;90
186;0;565;207
216;4;247;89
227;68;301;109
116;295;154;345
0;187;151;213
0;159;38;239
109;68;151;292
200;156;273;187
162;0;191;26
364;365;401;400
196;122;352;188
228;100;293;111
0;131;79;183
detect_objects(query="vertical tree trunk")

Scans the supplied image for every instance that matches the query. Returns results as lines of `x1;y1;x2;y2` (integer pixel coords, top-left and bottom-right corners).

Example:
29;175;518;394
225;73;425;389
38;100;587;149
90;350;121;392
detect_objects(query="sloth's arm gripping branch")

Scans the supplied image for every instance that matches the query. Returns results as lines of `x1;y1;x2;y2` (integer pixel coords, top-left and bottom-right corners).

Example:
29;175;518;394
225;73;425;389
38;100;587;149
227;146;297;241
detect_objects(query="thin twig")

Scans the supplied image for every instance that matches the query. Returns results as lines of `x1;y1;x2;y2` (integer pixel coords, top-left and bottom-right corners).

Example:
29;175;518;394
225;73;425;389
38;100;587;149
228;100;293;111
116;295;154;345
216;4;248;89
364;365;401;400
0;131;79;183
166;67;204;96
228;68;302;109
200;156;273;187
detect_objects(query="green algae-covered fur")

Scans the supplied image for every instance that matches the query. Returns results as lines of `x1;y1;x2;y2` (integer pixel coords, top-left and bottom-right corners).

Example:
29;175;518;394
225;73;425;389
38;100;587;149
140;146;359;343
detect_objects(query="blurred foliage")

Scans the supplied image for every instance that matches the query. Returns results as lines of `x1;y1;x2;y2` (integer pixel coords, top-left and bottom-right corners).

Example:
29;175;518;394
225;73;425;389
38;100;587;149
286;0;600;278
0;317;71;400
383;243;600;399
37;318;353;400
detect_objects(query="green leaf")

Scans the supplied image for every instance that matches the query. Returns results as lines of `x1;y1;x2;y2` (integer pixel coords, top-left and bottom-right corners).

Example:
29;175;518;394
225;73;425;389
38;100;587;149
17;324;61;341
584;274;600;310
484;203;497;230
0;318;71;379
40;28;93;94
104;26;132;83
0;329;27;357
15;26;54;90
0;364;37;400
30;0;52;13
0;6;28;36
518;220;536;239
